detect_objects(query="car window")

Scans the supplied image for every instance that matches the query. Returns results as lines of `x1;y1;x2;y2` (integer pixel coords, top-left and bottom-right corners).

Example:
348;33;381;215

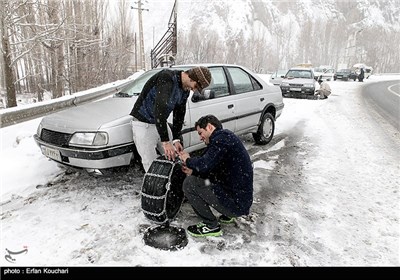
191;67;229;102
278;70;287;77
227;67;260;94
208;67;229;98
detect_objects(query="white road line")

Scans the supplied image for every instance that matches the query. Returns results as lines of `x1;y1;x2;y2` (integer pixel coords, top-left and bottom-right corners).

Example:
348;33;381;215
388;83;400;97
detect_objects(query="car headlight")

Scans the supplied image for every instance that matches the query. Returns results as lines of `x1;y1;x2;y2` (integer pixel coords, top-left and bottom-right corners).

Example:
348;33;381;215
37;123;43;137
281;82;289;86
69;132;109;146
304;84;314;88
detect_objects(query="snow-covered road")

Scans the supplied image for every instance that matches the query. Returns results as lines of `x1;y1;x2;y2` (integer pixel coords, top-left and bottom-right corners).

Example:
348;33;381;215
1;76;399;266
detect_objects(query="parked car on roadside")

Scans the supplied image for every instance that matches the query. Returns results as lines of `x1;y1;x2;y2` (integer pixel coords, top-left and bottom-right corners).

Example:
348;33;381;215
280;67;317;98
269;69;288;86
334;69;358;81
352;64;373;80
313;65;335;81
34;64;285;175
319;68;335;81
364;66;373;79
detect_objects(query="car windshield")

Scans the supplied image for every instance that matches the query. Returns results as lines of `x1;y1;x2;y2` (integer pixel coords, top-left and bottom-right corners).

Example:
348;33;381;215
339;69;350;73
115;69;162;97
286;70;312;79
115;66;194;98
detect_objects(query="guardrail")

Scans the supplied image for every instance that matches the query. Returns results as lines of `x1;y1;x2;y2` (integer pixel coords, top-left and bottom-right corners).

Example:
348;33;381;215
0;79;132;128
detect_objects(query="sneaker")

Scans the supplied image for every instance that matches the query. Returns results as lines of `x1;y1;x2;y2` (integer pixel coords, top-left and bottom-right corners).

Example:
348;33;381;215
187;222;222;237
219;215;235;224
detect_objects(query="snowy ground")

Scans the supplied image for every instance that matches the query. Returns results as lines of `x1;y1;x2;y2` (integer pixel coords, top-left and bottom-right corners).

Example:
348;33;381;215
1;75;399;267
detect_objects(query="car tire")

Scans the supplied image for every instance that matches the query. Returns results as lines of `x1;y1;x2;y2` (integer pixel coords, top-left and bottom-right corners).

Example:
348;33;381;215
253;112;275;145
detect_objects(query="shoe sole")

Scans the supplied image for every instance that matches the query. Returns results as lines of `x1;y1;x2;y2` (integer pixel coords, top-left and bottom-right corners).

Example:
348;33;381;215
219;218;235;224
187;230;223;237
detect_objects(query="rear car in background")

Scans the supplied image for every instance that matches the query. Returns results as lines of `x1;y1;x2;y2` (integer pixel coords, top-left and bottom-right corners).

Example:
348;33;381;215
34;64;285;175
352;64;373;80
319;68;335;81
314;66;335;81
280;67;317;98
269;69;287;86
334;69;358;81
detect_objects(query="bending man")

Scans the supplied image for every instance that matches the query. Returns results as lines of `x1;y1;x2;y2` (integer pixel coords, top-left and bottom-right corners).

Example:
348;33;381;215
130;66;212;172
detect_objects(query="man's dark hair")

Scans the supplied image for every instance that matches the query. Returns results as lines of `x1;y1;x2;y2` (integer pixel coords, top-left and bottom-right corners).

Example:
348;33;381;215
195;114;223;130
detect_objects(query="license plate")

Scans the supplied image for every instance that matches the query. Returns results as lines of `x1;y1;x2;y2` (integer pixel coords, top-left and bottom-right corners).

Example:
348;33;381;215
41;146;62;162
290;88;301;92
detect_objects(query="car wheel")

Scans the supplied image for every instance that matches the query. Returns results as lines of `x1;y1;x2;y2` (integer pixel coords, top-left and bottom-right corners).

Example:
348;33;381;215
253;112;275;145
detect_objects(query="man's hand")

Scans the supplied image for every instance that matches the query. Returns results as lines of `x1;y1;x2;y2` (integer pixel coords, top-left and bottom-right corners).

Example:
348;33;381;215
178;150;190;164
162;141;176;161
178;151;192;175
173;141;184;153
181;165;193;175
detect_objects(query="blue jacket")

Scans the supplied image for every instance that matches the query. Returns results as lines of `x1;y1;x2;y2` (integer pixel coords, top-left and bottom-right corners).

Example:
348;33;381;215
130;69;190;142
186;129;254;216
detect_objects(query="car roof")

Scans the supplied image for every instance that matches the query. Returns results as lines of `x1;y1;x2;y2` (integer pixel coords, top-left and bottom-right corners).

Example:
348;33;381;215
170;63;242;68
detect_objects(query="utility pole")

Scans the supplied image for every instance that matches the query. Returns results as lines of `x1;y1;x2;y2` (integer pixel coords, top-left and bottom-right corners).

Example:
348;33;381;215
131;1;148;70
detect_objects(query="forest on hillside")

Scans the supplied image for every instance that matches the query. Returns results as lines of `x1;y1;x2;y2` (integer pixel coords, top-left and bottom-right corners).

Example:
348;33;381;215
176;0;400;74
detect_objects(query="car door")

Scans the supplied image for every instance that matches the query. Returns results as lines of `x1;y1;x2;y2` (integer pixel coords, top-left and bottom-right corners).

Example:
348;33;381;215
225;66;263;134
182;66;235;152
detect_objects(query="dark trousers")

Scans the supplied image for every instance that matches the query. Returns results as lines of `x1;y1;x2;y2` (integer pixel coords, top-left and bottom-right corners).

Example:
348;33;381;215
182;175;236;228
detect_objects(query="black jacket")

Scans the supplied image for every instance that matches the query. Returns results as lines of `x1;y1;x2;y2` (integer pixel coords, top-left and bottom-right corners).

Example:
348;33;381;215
130;69;190;142
186;128;254;216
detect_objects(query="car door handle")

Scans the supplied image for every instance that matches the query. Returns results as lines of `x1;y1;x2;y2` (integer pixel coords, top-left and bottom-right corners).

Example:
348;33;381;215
228;104;234;109
260;98;264;102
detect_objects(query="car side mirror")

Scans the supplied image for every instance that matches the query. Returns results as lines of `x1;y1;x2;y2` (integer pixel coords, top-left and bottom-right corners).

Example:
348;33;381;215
191;89;215;102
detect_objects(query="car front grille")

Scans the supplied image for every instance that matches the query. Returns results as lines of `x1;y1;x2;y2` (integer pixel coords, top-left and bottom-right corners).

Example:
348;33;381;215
289;84;303;87
41;128;72;146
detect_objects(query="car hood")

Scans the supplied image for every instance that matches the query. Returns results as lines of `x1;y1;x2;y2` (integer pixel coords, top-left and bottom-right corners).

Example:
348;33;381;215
40;97;137;133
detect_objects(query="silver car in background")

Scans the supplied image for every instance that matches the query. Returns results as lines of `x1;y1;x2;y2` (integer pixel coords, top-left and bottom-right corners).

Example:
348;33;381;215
34;64;284;174
280;67;317;98
269;69;288;86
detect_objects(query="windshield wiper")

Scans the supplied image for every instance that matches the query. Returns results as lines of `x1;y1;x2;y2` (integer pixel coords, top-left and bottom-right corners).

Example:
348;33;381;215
114;92;130;98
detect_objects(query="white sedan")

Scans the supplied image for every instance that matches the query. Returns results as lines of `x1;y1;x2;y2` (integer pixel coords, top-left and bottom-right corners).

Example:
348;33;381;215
34;64;285;174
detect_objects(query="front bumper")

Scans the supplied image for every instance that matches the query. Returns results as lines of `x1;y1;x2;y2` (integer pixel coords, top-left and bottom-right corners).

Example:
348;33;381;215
281;86;315;96
33;134;134;169
280;86;315;97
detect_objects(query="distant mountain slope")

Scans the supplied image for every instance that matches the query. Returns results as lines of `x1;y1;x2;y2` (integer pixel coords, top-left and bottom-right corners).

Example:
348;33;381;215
172;0;399;72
